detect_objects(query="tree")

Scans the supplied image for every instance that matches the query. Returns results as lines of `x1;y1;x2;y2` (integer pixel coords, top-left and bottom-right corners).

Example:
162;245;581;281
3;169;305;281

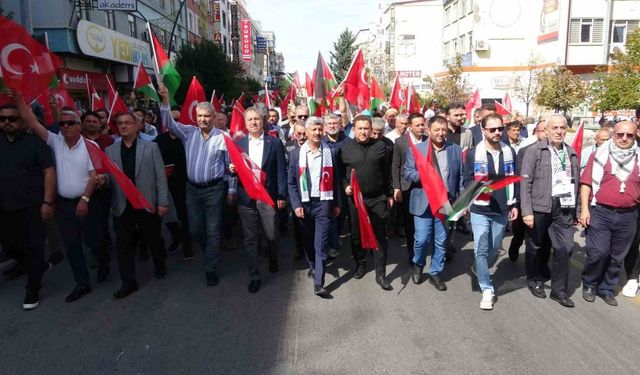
174;40;259;103
330;29;357;83
424;55;472;107
512;53;543;116
535;66;587;113
590;28;640;112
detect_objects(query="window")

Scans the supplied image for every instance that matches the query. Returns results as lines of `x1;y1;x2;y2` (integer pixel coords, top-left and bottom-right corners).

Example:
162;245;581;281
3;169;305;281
222;11;226;29
128;14;136;37
570;18;604;44
460;0;466;17
467;32;473;53
105;11;115;29
444;6;451;26
160;0;165;9
611;20;639;44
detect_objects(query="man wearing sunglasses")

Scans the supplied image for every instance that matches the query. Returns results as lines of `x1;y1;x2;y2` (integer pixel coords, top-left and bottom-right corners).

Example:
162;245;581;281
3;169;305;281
13;90;97;304
0;104;56;310
580;120;640;307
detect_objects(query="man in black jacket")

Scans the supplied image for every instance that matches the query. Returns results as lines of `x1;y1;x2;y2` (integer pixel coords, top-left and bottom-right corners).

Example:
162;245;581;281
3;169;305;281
338;115;394;291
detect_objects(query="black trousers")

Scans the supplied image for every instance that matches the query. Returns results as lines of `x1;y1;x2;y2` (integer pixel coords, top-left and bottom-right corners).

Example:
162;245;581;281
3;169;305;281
84;189;111;269
525;199;575;295
401;191;415;258
623;208;640;280
509;206;527;253
56;197;91;287
348;195;388;276
0;205;47;292
113;206;166;285
166;186;191;247
582;205;638;295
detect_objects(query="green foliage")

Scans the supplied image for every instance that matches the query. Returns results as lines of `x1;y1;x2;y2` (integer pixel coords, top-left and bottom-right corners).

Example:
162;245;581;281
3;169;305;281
535;66;587;113
590;29;640;112
330;29;357;83
174;40;259;103
424;55;472;107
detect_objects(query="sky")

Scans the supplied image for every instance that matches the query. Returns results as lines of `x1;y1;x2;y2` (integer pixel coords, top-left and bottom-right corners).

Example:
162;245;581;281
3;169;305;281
245;0;378;76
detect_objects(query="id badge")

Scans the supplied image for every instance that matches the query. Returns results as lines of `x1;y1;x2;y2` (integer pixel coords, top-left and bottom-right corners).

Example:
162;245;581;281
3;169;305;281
552;178;571;196
558;183;575;207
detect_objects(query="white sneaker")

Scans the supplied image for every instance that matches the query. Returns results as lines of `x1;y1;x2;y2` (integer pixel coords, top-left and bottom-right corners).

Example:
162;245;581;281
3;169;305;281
622;279;638;298
480;290;495;310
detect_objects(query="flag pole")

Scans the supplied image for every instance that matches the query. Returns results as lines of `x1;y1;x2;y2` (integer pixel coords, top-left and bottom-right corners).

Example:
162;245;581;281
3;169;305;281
146;22;163;84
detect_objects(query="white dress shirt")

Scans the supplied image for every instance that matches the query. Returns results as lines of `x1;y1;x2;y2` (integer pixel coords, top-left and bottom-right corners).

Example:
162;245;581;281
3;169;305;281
46;131;94;198
306;147;323;198
248;132;264;167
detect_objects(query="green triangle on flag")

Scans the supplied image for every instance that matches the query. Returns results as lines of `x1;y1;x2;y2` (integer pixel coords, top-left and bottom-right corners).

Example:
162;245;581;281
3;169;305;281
48;75;60;89
134;61;160;102
370;75;384;112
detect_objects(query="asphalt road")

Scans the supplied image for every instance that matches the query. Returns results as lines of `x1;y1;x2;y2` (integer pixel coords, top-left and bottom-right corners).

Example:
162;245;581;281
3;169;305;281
1;225;639;375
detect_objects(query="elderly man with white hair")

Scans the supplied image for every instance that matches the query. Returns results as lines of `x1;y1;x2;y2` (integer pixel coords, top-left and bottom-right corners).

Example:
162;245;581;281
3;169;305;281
385;112;409;144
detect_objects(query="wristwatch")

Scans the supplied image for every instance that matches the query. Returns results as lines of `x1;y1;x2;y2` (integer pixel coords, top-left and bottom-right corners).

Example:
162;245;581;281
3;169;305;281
42;201;54;207
81;195;90;203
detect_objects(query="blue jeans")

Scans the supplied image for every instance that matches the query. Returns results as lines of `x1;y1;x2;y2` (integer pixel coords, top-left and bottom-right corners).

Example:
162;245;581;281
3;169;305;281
412;209;448;275
186;182;227;273
470;212;508;292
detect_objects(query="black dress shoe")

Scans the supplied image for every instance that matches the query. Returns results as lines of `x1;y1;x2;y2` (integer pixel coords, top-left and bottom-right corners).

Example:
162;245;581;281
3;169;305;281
598;293;618;306
307;269;315;279
412;265;423;285
314;285;332;298
65;285;91;303
248;279;261;293
529;282;546;299
154;266;167;279
167;240;182;255
353;265;366;279
97;267;109;283
582;286;596;302
375;275;393;291
268;259;279;273
428;274;447;291
206;271;219;286
508;245;519;262
550;293;575;308
113;283;138;299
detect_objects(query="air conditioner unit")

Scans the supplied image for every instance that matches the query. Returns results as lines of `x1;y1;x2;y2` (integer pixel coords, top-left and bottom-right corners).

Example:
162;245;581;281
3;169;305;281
609;44;623;55
475;39;489;51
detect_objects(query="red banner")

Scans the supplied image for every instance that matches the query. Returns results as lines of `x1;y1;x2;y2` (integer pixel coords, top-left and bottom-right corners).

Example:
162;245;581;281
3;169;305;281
241;19;252;61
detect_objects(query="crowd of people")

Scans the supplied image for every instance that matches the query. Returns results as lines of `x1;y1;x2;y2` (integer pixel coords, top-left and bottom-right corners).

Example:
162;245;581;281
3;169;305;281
1;84;640;312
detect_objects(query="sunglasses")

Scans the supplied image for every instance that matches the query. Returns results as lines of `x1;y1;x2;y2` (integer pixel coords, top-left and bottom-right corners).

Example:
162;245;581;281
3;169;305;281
0;116;19;123
297;115;309;120
615;132;635;139
484;126;505;133
58;120;78;127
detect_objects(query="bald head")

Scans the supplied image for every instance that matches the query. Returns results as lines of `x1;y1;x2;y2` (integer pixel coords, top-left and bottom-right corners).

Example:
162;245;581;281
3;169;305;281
595;128;611;147
613;120;638;150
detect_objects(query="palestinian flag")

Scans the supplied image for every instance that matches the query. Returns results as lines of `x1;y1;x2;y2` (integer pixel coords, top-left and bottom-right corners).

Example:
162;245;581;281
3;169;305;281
147;23;181;105
313;53;335;116
446;176;523;223
134;62;160;102
370;75;384;112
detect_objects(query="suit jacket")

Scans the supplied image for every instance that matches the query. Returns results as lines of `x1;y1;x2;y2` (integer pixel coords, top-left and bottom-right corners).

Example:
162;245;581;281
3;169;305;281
235;133;287;206
392;134;427;191
403;141;463;216
105;139;169;217
287;146;343;210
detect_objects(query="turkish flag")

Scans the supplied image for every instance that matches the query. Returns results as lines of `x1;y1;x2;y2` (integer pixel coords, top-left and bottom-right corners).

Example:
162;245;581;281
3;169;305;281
465;89;481;123
106;76;128;135
408;137;448;222
85;139;155;212
210;89;221;112
571;120;584;167
86;74;105;111
350;169;378;250
179;76;206;125
0;16;62;102
229;103;246;135
502;92;513;113
43;86;75;124
405;85;421;114
340;49;370;111
389;76;403;110
222;134;274;207
494;100;512;116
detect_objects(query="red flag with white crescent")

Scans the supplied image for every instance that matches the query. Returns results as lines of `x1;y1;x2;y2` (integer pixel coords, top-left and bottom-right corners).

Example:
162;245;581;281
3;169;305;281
223;134;274;207
179;76;206;125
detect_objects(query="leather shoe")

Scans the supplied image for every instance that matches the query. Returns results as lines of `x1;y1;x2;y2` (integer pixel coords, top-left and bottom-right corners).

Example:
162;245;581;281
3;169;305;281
582;286;596;302
206;271;219;286
550;293;575;308
314;285;332;299
529;282;546;299
113;283;138;299
375;275;393;291
248;279;261;293
598;293;618;306
428;274;447;291
97;267;109;283
412;265;423;284
307;269;315;279
268;259;279;273
65;285;91;303
353;265;366;279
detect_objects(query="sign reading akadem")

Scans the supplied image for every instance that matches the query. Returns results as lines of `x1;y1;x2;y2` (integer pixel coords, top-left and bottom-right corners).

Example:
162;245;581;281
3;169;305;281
97;0;137;11
77;20;151;67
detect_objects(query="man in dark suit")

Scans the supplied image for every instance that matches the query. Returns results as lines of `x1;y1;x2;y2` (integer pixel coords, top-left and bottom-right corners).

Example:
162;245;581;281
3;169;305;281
234;107;287;293
99;112;170;299
403;116;464;291
391;113;427;264
288;116;343;297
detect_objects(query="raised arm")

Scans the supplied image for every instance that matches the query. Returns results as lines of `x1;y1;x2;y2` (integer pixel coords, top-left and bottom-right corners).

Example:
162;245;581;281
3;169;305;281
13;90;49;142
157;84;190;140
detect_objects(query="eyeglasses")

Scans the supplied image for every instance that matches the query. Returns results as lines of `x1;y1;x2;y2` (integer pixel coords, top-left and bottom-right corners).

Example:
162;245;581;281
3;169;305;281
484;126;505;133
615;132;635;139
297;115;309;120
58;120;78;127
116;120;137;126
0;116;19;123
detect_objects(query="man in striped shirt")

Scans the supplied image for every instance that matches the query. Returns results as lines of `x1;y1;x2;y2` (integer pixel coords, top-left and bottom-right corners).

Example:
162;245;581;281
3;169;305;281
158;85;236;287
